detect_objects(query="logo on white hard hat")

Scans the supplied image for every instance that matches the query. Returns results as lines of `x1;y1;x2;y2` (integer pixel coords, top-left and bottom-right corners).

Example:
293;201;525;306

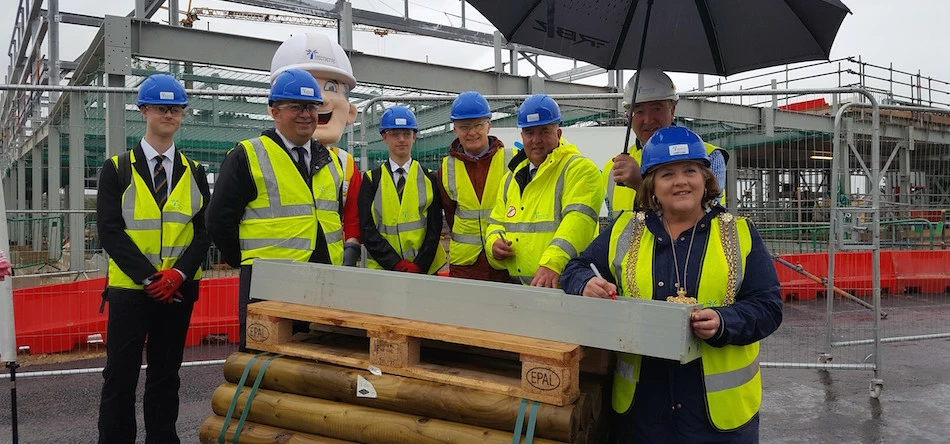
305;45;337;65
159;91;175;100
668;144;690;156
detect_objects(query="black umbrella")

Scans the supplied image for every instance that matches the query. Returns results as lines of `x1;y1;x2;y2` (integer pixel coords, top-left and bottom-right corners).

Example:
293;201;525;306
467;0;851;152
467;0;851;76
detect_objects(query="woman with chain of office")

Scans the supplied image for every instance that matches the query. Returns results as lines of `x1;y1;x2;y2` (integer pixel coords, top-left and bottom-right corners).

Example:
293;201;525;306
560;126;783;443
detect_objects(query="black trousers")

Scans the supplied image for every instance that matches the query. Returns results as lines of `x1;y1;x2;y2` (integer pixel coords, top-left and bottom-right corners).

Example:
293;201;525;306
97;286;195;444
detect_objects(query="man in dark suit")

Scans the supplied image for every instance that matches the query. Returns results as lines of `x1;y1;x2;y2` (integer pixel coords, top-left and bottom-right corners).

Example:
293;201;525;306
206;69;345;350
96;74;210;444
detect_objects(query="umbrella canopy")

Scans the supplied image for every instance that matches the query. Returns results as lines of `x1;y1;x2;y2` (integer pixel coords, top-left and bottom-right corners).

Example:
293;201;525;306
467;0;851;76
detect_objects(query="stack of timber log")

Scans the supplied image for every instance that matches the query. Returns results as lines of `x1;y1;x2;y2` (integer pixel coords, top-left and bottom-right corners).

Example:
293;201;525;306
201;301;609;443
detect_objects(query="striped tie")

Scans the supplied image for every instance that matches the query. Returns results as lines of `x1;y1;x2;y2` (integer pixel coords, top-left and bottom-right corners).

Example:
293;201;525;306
395;167;406;198
153;154;168;208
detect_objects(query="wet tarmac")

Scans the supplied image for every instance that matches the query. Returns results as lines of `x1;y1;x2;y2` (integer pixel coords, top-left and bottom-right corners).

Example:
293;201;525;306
1;296;948;443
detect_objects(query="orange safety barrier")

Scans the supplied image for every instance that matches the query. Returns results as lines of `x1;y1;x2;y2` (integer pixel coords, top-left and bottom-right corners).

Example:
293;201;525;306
12;277;240;355
774;250;950;301
891;250;950;294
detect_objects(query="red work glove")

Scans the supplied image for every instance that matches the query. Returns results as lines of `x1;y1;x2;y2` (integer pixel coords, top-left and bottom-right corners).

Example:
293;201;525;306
393;260;423;274
145;269;184;304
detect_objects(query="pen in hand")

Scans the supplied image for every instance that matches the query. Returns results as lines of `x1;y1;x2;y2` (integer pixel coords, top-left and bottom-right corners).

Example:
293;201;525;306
589;263;617;300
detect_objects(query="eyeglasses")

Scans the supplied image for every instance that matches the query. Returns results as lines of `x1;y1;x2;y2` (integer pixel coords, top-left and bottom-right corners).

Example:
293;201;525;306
147;105;185;116
384;129;415;138
455;121;489;133
276;102;320;115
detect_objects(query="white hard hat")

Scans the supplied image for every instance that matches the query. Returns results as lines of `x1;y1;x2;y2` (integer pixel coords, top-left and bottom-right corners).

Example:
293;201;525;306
622;69;677;107
270;33;357;89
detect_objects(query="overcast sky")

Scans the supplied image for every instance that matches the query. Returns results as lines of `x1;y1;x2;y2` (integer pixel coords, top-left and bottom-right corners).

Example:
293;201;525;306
1;0;948;99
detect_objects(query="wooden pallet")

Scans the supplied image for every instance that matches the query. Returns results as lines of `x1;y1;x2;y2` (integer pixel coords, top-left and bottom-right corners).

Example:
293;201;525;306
245;300;582;406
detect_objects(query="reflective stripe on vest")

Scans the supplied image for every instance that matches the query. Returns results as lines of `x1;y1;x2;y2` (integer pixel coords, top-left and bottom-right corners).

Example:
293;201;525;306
603;151;641;220
607;212;759;430
332;146;353;205
239;136;344;265
367;162;446;274
107;150;203;289
442;147;514;265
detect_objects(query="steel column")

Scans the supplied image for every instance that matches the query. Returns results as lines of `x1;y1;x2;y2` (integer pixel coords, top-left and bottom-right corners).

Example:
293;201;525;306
68;92;85;271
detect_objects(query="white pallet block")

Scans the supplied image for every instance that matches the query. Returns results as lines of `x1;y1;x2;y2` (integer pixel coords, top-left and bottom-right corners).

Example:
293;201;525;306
249;260;702;363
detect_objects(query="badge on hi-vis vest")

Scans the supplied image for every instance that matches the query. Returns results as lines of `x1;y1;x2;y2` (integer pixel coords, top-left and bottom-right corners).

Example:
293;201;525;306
507;206;517;218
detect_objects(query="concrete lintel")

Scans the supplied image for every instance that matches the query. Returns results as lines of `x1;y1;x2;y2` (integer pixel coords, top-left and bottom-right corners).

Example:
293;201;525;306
249;260;702;363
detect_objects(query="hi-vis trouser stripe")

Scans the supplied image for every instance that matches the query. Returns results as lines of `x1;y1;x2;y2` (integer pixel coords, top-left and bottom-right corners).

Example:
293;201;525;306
121;155;202;265
239;137;316;252
444;148;513;247
372;163;427;246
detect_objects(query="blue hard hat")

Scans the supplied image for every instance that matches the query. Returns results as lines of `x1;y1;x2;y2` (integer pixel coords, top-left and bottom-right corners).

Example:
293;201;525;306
379;106;419;134
136;74;188;107
640;126;710;175
269;69;323;104
450;91;491;121
517;94;561;128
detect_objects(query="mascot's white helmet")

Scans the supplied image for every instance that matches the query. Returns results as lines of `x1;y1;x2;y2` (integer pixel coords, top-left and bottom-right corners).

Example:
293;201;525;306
270;33;357;89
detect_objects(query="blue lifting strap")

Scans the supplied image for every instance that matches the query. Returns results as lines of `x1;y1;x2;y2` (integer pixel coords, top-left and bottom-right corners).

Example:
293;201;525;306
511;398;540;444
219;353;268;444
232;354;283;443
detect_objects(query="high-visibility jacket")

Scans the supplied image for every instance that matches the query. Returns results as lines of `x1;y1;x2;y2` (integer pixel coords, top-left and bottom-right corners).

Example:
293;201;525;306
441;147;515;266
367;161;446;273
238;136;344;265
107;150;203;289
603;142;726;219
606;210;760;431
330;146;355;206
485;139;603;284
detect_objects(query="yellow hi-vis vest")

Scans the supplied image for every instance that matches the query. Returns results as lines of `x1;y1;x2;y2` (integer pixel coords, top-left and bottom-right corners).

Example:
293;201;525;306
367;161;447;274
107;150;203;289
485;139;603;284
238;137;344;266
440;147;515;266
330;146;355;206
603;142;726;219
606;211;760;431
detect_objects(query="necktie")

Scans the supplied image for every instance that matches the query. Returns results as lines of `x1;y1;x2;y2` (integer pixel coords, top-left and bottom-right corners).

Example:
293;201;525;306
395;167;407;198
153;154;168;208
292;146;309;178
528;167;537;182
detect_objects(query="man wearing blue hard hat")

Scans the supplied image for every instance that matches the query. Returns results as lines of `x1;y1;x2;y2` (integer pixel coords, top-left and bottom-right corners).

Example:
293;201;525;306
485;94;604;287
358;105;446;274
437;91;514;283
96;73;211;443
207;69;348;350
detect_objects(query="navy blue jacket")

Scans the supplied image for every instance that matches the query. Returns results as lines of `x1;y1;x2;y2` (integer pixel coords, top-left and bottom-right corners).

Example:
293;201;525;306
560;206;782;443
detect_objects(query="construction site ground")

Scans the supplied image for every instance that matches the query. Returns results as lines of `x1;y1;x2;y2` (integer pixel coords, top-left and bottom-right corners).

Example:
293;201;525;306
1;293;948;443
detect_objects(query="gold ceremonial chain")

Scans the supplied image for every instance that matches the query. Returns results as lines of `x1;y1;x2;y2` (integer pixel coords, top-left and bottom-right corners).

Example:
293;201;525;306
664;214;702;298
719;212;740;306
623;212;647;299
